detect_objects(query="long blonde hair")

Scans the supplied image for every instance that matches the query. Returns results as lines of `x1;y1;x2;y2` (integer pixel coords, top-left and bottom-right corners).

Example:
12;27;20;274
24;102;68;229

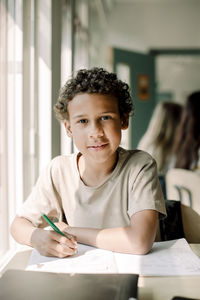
138;101;183;174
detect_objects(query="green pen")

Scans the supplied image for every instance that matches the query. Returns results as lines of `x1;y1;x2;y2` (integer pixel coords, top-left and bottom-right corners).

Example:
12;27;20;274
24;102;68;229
42;214;65;236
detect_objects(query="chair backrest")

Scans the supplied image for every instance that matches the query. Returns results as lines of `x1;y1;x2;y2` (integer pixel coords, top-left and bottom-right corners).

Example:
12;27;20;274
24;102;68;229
165;168;200;243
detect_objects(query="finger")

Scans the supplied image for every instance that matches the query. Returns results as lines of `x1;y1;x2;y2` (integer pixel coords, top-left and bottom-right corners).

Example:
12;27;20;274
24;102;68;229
56;242;76;256
54;221;68;231
50;231;77;249
38;241;76;258
41;239;76;258
64;232;77;243
42;246;67;258
36;244;60;258
50;240;76;257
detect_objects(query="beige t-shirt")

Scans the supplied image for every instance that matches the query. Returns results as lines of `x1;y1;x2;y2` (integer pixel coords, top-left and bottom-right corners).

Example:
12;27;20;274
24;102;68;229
17;147;166;228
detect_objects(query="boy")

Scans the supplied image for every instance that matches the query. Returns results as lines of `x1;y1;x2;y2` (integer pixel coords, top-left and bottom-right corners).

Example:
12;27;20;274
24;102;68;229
11;67;166;258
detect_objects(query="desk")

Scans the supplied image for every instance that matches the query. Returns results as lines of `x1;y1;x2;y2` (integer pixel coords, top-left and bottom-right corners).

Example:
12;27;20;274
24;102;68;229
2;244;200;300
138;244;200;300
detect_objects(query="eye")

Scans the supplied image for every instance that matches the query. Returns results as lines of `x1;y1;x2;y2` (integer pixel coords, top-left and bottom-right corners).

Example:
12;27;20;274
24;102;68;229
78;119;88;124
101;115;111;121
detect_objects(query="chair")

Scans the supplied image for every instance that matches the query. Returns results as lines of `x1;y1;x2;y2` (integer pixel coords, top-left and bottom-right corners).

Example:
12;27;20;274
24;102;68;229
165;168;200;243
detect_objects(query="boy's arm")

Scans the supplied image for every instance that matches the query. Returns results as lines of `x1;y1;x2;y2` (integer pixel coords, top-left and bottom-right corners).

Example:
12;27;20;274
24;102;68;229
10;216;77;257
64;209;158;255
10;216;38;247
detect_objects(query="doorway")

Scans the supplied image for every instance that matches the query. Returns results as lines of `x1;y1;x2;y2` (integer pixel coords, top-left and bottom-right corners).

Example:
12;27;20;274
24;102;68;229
113;48;200;149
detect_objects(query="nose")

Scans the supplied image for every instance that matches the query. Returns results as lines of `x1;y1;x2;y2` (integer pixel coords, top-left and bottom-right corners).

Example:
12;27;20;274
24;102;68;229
89;121;104;139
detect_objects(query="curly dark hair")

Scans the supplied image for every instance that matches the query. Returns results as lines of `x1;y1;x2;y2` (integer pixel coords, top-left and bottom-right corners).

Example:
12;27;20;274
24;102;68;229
54;67;134;121
173;91;200;169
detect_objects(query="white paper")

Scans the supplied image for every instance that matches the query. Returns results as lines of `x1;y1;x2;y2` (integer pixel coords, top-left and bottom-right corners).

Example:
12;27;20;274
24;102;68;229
27;244;118;273
27;238;200;276
114;239;200;276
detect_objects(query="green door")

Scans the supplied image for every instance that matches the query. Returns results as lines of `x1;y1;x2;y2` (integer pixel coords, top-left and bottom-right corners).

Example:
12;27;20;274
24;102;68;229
113;48;156;149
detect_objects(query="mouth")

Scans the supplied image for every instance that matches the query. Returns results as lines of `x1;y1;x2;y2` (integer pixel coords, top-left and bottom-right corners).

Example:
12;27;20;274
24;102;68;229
87;143;108;151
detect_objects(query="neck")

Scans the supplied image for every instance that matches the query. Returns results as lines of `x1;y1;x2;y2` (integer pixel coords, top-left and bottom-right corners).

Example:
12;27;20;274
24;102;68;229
77;152;118;187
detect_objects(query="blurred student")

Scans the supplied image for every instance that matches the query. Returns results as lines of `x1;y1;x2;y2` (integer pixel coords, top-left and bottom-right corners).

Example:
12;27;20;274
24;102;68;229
138;101;183;175
173;91;200;171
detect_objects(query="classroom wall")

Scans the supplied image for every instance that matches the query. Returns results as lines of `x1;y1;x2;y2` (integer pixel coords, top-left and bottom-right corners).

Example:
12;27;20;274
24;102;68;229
89;0;200;65
107;0;200;52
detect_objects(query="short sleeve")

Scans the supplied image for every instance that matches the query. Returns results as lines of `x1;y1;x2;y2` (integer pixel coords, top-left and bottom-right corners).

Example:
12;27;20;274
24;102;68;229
17;160;63;227
127;156;167;219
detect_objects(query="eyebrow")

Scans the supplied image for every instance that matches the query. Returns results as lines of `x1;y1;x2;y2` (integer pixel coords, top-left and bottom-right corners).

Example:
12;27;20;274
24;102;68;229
73;114;86;119
72;111;117;120
101;111;117;114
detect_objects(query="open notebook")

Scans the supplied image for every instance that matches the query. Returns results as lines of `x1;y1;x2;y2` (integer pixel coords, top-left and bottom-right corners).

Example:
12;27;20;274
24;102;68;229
27;238;200;276
0;270;139;300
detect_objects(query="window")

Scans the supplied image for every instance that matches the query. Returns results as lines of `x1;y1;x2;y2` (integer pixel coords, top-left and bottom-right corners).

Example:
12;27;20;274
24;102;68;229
0;0;74;268
0;0;23;259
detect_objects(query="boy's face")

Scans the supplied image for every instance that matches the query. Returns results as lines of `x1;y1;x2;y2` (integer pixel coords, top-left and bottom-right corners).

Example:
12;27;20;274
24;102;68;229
64;93;128;164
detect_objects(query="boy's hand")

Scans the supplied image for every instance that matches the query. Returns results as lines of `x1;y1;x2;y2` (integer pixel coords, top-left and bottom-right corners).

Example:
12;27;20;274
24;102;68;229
54;221;69;231
30;228;77;257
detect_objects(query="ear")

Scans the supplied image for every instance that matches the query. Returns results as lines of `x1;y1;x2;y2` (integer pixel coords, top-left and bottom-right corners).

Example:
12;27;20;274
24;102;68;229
121;115;129;130
64;120;72;138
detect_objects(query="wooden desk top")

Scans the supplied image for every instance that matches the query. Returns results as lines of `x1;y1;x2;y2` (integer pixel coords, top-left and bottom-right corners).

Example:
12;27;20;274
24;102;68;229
138;244;200;300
